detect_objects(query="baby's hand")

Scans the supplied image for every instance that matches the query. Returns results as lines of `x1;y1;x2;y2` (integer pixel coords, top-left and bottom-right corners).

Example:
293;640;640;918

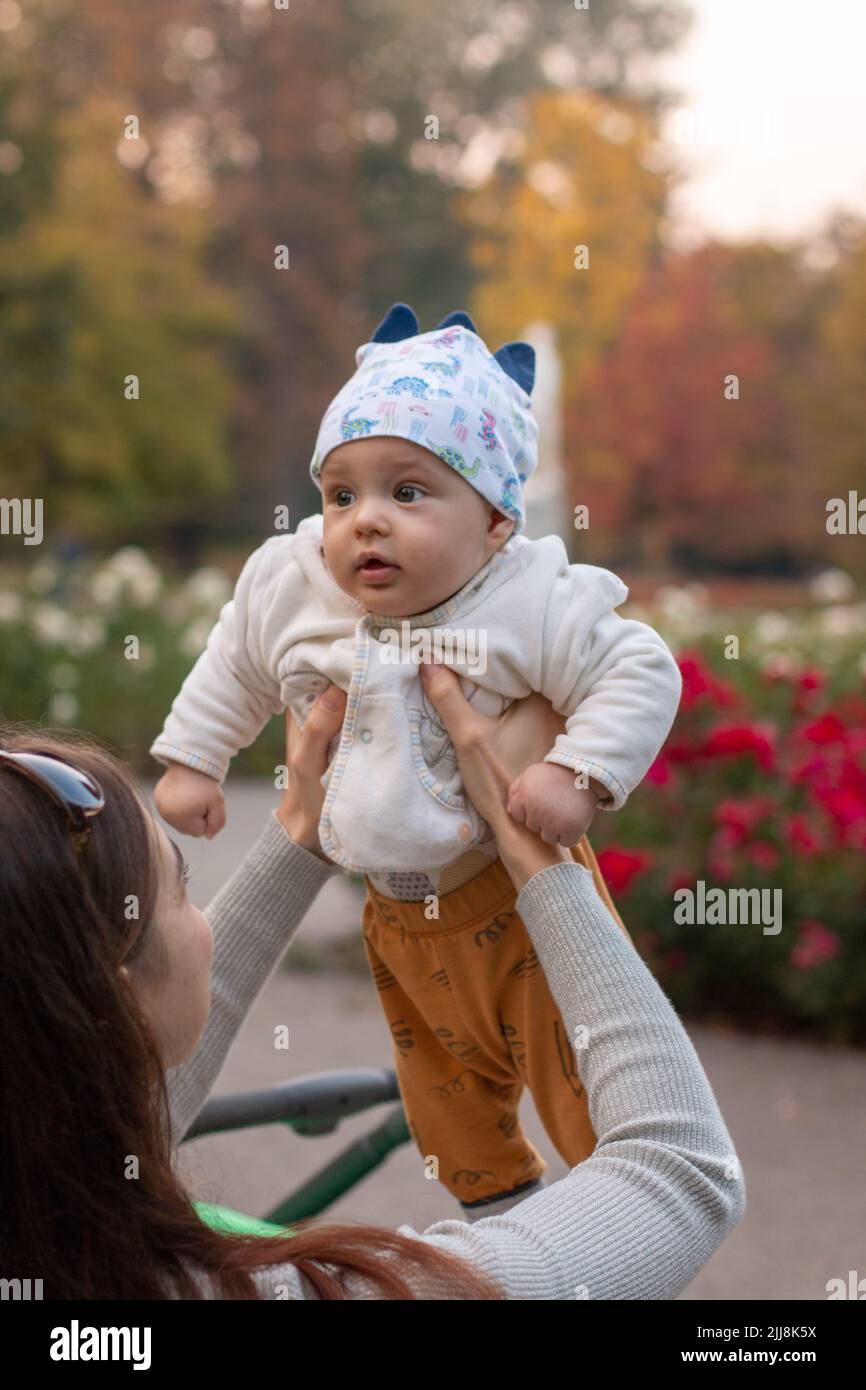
506;762;602;846
154;762;226;840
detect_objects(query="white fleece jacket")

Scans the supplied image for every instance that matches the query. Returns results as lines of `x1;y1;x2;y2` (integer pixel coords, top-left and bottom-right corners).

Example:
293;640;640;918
150;515;682;875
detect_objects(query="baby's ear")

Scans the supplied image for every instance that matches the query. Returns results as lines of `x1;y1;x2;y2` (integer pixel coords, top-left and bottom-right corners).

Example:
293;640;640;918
489;507;515;544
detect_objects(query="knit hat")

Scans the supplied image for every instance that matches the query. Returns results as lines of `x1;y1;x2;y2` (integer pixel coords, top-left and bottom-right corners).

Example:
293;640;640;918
309;303;539;533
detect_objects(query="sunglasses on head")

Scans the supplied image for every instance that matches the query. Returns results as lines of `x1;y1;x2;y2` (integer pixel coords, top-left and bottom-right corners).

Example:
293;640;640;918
0;750;106;854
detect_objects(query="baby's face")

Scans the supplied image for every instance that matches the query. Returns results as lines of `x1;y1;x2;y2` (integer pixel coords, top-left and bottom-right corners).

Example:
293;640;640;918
319;436;514;617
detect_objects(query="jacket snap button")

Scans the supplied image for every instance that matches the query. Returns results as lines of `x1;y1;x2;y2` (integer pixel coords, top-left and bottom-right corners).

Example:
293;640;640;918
360;728;373;743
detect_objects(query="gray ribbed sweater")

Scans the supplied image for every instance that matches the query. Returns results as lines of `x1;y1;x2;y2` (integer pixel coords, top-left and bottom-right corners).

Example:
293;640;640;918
167;811;745;1299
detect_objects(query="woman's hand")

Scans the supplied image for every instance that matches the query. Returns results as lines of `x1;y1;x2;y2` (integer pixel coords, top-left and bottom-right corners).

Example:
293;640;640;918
419;660;574;892
274;685;347;860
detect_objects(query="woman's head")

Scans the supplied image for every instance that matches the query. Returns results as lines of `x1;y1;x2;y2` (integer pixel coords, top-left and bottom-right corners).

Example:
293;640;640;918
0;722;501;1299
0;729;213;1070
132;811;213;1068
0;723;212;1297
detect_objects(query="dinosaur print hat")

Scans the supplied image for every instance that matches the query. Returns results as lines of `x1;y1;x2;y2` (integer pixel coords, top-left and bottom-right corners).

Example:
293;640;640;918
309;302;539;533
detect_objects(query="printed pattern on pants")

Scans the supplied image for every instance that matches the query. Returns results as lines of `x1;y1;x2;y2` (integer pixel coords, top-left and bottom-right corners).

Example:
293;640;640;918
361;837;632;1207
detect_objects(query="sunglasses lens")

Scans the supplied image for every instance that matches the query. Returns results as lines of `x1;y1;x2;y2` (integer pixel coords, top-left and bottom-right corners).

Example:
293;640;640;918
6;753;104;811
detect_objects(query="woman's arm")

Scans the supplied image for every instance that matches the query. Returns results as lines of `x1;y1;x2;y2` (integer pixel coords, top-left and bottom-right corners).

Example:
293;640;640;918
165;692;347;1149
251;853;746;1303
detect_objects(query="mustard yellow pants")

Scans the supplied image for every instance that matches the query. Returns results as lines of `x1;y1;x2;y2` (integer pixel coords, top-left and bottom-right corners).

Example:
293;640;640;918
361;838;631;1212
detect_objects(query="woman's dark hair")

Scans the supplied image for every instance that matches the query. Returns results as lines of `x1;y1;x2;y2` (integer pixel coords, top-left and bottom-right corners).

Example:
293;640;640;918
0;723;501;1300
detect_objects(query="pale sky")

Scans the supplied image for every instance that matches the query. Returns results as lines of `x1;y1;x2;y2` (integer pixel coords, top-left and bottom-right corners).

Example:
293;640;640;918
655;0;866;247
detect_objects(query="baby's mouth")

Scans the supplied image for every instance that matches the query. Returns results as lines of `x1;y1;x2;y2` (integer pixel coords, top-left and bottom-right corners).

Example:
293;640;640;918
357;555;400;582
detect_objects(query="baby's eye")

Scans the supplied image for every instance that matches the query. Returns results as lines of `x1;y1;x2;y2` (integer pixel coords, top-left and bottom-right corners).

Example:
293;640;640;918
333;488;355;507
395;484;424;502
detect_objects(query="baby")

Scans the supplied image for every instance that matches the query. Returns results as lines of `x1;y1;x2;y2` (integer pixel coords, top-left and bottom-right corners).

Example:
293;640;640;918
151;302;682;1218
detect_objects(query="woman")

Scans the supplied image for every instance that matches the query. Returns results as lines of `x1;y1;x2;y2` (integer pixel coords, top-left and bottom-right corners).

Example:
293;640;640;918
0;661;745;1299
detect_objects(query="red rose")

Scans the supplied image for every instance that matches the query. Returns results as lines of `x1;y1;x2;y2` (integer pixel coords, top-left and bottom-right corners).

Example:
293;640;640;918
797;668;824;693
802;713;846;745
677;651;738;711
703;723;776;770
596;847;651;894
715;796;774;842
785;814;822;854
746;840;779;870
790;920;841;971
646;754;672;786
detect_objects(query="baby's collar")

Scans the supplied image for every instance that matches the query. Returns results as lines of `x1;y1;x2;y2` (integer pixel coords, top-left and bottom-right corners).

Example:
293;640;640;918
364;552;501;630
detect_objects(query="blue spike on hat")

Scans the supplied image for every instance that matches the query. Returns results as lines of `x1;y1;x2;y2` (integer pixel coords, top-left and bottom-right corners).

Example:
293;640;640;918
370;302;419;343
433;310;478;334
494;341;535;397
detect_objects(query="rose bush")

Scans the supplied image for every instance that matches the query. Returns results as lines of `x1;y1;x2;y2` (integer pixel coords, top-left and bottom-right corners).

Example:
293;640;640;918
591;577;866;1044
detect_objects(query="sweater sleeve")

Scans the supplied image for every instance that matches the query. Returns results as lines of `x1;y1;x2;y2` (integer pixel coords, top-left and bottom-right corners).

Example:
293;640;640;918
165;811;342;1150
537;565;683;809
250;859;745;1301
149;535;296;783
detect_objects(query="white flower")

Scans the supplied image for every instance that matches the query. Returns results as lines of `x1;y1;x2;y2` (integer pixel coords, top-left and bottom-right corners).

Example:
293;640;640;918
50;662;80;688
30;602;75;646
88;568;124;608
655;583;708;618
760;653;799;679
652;583;710;639
818;605;864;639
181;566;232;610
49;692;80;724
66;616;106;655
101;546;163;607
178;617;214;659
752;611;792;645
27;560;59;594
0;590;23;623
623;603;650;624
809;568;855;603
685;581;710;605
107;546;154;579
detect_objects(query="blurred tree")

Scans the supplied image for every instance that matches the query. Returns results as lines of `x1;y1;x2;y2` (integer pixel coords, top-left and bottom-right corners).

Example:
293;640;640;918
714;239;837;573
349;0;693;325
453;88;672;380
563;244;789;573
1;0;694;551
807;217;866;577
0;96;242;550
7;0;372;536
